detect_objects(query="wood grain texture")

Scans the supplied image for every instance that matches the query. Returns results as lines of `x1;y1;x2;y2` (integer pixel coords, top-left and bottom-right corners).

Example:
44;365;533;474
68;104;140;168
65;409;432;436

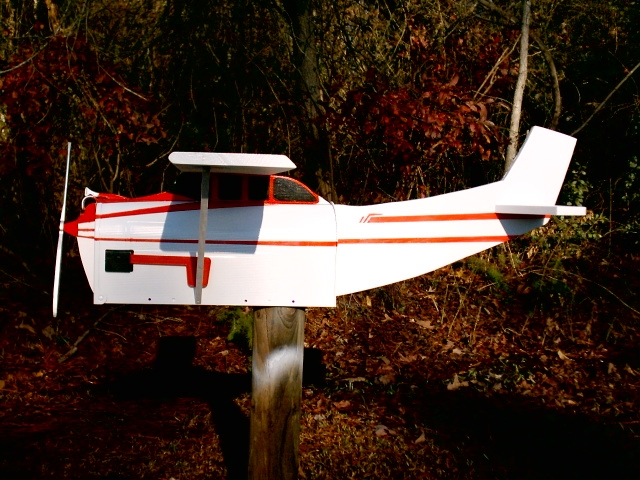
249;307;305;480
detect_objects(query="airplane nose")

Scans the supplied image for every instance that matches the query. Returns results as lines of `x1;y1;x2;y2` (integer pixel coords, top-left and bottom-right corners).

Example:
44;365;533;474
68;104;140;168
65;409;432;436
63;202;96;237
63;218;78;236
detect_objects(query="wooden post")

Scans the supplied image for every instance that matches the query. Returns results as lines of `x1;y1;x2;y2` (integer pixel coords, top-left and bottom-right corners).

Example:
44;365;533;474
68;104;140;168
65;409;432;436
249;307;305;480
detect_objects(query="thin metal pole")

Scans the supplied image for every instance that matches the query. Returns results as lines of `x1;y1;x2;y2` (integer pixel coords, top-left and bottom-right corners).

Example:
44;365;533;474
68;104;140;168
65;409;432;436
195;167;210;304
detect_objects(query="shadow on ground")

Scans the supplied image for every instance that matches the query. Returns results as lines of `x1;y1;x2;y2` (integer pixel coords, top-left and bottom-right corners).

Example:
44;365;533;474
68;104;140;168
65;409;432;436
402;385;640;479
0;335;326;480
108;335;252;479
1;333;639;479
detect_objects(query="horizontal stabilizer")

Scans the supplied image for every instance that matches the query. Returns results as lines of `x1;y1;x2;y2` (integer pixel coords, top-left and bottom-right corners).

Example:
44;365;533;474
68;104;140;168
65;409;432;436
496;205;587;216
169;152;295;175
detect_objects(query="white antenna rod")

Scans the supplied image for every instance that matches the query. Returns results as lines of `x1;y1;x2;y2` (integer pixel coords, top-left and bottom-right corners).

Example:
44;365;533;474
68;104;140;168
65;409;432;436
53;142;72;317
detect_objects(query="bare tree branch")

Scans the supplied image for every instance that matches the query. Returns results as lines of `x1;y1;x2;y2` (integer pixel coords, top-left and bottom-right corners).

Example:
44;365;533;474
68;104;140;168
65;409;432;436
505;0;531;171
478;0;562;130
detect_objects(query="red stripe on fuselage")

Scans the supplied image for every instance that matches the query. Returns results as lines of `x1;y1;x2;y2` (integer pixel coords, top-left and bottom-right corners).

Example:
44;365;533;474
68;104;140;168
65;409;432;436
338;235;515;244
74;210;540;245
97;202;200;219
365;213;547;222
94;238;337;247
89;237;514;245
96;208;549;222
95;200;312;220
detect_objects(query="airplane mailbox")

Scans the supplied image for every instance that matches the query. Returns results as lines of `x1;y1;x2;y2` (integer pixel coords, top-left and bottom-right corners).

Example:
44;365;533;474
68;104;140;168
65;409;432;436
54;126;586;314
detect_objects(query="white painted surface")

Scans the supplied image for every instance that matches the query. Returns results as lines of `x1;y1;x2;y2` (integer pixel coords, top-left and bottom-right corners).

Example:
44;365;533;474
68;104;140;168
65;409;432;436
169;152;296;174
496;205;587;215
499;127;577;206
91;202;337;306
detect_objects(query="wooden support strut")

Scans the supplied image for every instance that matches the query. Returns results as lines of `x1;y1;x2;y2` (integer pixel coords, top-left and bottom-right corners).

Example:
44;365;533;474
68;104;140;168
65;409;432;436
195;167;210;304
249;307;305;480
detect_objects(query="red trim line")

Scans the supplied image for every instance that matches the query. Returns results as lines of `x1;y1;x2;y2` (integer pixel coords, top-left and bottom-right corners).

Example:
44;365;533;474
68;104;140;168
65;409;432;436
92;237;514;245
366;213;546;223
129;254;211;288
94;238;337;246
95;199;325;220
339;236;515;244
91;192;196;203
95;209;548;222
98;202;200;219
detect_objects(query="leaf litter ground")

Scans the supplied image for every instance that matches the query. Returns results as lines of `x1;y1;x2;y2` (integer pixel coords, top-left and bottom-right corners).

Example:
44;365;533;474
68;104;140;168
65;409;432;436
1;243;640;479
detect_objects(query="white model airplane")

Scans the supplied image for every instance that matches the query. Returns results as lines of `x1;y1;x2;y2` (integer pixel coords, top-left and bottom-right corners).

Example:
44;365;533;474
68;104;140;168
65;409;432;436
53;127;585;315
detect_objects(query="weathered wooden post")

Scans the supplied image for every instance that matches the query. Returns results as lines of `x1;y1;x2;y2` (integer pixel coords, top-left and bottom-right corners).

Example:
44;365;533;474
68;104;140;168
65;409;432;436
249;307;305;480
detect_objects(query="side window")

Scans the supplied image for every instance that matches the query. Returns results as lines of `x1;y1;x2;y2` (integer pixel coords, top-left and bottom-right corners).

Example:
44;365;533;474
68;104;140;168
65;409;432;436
273;177;317;203
248;176;270;201
169;172;201;199
218;174;243;200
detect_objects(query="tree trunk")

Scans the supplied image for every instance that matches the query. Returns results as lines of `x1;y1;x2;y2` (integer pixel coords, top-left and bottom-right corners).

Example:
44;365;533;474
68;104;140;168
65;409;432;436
478;0;562;133
248;307;305;480
282;0;336;201
505;0;531;172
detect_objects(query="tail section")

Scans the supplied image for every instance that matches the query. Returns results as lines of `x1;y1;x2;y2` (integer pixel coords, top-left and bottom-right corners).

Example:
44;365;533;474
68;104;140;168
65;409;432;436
334;126;586;296
497;127;585;215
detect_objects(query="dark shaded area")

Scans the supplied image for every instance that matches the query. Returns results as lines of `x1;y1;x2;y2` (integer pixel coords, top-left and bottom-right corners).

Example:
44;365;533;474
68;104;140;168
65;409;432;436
402;386;640;479
0;333;324;479
1;325;640;479
108;336;251;480
303;347;327;387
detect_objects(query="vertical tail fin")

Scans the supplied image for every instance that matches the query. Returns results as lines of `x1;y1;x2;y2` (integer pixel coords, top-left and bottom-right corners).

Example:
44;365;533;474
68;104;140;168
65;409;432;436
497;127;585;216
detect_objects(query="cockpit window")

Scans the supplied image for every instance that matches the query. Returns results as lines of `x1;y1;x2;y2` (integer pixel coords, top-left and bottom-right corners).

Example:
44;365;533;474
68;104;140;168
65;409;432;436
218;174;243;200
170;173;317;204
273;177;317;203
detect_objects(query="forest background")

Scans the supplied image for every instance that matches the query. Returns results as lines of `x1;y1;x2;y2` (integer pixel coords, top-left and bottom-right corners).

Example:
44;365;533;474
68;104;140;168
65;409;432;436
1;0;640;478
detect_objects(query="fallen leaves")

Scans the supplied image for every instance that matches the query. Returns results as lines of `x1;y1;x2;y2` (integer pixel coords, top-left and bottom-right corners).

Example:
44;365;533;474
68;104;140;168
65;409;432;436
15;322;36;334
447;374;469;391
374;424;396;436
414;320;433;329
377;374;396;385
41;325;55;339
333;400;351;410
398;353;417;363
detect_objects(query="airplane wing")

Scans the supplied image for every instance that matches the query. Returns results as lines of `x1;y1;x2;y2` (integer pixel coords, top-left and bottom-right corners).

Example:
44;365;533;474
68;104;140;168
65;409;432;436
169;152;295;174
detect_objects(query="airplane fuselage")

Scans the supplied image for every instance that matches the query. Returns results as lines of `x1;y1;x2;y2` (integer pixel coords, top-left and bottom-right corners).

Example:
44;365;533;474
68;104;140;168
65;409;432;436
61;127;585;308
65;174;548;307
